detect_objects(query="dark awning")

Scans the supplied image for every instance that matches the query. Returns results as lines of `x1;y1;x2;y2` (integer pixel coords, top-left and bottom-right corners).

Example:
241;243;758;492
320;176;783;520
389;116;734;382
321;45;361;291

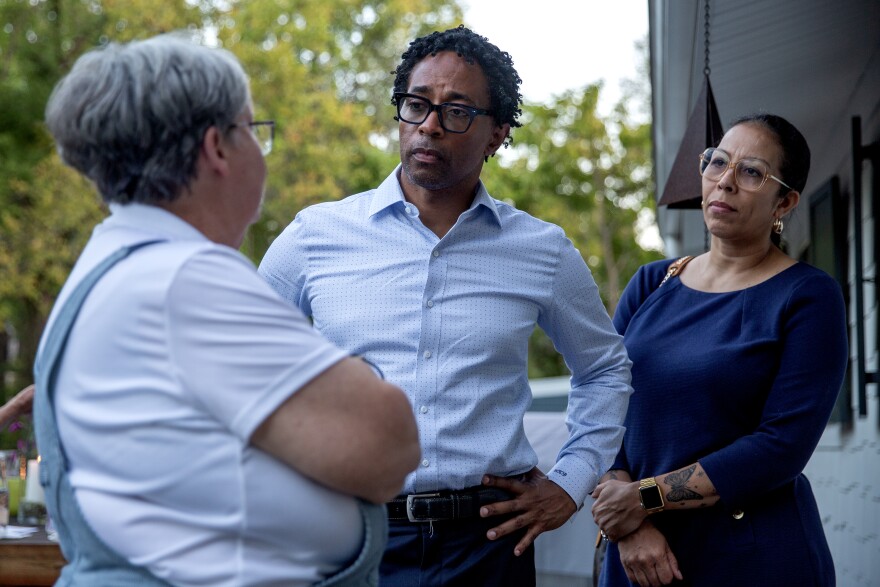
657;76;724;208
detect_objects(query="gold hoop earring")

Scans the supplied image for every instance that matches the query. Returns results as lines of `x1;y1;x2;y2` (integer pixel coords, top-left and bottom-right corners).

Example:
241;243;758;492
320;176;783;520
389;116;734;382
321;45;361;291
772;217;784;235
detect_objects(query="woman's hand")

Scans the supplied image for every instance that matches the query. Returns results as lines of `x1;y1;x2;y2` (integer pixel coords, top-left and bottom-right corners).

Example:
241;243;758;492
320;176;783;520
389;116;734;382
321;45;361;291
618;520;683;587
591;479;645;540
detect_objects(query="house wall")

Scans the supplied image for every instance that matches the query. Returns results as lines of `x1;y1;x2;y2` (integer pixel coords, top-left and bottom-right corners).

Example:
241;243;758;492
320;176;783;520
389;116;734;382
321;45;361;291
804;107;879;584
797;44;880;584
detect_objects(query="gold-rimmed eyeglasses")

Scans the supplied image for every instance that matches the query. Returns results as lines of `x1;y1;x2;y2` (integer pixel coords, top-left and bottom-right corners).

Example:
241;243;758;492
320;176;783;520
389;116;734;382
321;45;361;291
231;120;275;156
699;147;792;192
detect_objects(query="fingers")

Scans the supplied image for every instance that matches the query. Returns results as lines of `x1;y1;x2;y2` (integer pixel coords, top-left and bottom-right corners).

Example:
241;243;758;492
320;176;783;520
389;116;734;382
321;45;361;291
479;496;520;518
625;564;665;587
652;560;676;585
513;527;542;556
595;516;640;541
618;521;681;586
623;564;651;587
478;473;538;517
478;475;533;524
482;472;576;557
592;494;644;540
634;567;654;587
624;553;682;586
482;473;525;492
485;512;529;541
666;547;683;581
485;513;543;557
590;479;639;533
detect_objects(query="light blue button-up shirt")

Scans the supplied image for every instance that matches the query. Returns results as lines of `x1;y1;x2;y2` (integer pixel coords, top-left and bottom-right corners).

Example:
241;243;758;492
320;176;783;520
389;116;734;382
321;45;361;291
259;167;632;507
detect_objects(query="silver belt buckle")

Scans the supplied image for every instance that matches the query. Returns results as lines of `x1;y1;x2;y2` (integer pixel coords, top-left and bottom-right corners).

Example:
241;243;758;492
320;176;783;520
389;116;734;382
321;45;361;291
406;492;441;522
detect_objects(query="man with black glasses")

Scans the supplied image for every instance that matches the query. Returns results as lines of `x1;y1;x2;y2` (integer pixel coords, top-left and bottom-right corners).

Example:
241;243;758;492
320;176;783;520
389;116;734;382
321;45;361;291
260;26;632;587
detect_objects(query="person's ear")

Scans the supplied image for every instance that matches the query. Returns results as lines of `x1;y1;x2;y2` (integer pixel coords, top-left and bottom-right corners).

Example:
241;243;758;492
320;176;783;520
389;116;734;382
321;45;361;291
775;189;800;218
484;123;511;160
201;126;232;176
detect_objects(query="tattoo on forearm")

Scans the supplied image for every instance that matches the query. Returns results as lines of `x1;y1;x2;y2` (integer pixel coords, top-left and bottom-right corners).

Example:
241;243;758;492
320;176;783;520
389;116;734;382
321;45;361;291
662;465;703;502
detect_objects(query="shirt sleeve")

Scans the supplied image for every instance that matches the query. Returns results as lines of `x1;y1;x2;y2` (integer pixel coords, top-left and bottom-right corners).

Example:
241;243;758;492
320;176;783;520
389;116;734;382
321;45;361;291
258;212;312;316
699;273;848;505
540;235;633;508
166;247;348;440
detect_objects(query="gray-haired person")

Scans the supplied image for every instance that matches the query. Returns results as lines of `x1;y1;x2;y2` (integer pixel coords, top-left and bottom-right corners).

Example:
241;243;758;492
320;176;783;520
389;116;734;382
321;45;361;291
34;34;419;587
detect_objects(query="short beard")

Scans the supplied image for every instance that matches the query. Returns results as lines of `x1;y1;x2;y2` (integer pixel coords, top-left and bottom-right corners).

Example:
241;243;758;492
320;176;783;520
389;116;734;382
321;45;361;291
401;160;453;191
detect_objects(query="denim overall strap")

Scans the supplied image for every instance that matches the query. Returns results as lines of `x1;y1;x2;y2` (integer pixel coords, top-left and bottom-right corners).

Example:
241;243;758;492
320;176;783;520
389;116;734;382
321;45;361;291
33;240;172;586
33;240;388;586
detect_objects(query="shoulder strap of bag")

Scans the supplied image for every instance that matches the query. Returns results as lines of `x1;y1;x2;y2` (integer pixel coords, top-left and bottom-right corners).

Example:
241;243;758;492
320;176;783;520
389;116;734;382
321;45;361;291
658;255;695;288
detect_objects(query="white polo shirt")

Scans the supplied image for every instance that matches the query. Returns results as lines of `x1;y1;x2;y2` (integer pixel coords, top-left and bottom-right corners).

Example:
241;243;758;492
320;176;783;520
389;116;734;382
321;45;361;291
44;203;361;587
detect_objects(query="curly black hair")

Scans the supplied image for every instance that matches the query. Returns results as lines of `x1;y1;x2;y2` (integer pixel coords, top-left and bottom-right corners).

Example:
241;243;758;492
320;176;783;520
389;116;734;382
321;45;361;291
391;25;523;147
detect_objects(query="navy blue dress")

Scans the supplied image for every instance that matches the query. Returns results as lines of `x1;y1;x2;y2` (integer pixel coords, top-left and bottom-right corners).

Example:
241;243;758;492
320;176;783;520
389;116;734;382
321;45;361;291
600;259;846;586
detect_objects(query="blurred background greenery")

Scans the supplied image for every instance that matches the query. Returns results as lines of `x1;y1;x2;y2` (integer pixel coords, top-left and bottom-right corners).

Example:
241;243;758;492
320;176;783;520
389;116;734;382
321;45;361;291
0;0;662;448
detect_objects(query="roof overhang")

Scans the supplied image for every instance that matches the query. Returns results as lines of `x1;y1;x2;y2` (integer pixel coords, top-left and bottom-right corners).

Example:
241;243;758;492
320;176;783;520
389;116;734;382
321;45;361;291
649;0;880;255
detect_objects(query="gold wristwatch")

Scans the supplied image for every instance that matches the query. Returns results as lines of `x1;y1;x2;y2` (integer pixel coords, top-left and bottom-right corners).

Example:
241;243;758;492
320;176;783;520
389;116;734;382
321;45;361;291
638;477;665;513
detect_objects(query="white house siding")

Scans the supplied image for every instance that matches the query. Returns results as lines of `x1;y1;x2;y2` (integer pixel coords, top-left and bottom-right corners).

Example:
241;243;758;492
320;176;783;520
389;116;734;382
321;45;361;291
806;155;879;586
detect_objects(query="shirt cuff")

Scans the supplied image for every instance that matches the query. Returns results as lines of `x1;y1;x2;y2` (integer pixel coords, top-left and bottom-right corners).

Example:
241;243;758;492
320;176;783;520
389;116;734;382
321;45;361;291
546;455;593;511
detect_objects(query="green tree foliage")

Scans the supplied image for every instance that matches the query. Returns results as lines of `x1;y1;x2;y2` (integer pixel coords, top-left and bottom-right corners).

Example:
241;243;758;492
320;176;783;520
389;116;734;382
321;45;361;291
487;83;660;313
1;1;661;408
482;76;662;378
0;0;204;203
0;158;105;376
224;0;462;261
0;0;461;413
0;0;208;402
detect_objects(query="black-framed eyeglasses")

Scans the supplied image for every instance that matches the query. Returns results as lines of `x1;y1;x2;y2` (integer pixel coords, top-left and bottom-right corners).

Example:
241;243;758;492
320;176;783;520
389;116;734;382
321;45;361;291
698;147;792;192
393;92;493;134
231;120;275;156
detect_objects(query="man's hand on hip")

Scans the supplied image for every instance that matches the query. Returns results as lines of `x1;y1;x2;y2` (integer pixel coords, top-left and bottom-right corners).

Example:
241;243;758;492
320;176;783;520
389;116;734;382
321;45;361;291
479;467;577;556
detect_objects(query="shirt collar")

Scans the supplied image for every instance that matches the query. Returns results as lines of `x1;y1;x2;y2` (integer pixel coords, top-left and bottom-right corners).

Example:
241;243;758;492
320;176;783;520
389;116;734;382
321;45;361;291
471;182;502;226
102;202;211;242
368;167;408;217
368;165;503;227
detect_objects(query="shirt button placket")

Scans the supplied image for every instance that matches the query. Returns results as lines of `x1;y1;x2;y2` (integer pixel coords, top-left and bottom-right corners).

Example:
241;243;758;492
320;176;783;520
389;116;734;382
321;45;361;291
415;244;443;490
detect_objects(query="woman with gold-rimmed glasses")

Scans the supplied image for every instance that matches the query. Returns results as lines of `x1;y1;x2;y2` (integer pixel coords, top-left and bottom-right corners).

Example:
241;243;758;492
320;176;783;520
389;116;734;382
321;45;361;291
591;114;845;586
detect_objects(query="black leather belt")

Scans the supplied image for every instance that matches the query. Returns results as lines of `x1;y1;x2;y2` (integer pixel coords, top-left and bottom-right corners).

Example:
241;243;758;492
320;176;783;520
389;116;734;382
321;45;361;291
386;487;513;522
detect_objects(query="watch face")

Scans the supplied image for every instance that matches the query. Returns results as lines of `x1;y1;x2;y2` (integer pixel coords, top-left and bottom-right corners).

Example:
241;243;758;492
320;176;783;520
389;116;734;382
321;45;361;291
640;485;664;510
